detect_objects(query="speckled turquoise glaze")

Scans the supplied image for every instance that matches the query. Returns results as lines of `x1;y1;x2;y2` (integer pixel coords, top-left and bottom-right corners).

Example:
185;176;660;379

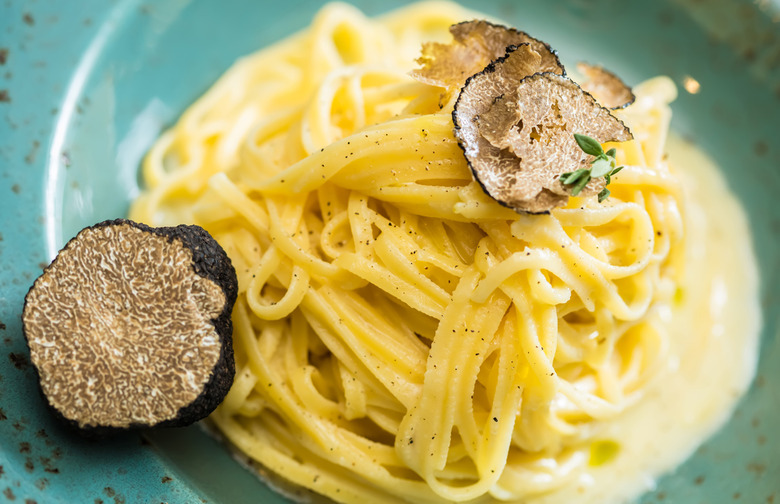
0;0;777;502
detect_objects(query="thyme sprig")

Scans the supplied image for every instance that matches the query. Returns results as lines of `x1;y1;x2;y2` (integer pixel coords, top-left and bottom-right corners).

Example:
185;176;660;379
560;133;624;202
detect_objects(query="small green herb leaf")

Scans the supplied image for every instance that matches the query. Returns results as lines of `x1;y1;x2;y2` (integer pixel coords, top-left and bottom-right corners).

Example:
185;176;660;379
571;174;591;196
590;158;613;178
559;172;574;184
561;133;625;203
574;133;605;157
560;168;589;185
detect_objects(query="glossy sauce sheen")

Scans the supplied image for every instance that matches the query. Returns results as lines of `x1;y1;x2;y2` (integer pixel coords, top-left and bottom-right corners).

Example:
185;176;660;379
216;135;761;504
537;134;761;503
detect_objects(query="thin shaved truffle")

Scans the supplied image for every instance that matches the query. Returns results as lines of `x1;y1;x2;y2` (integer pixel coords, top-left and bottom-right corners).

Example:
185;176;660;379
577;62;636;110
410;20;564;92
453;49;632;214
22;219;238;436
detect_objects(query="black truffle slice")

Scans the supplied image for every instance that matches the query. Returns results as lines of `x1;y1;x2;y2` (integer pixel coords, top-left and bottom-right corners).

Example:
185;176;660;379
22;219;237;435
410;19;564;91
453;48;632;214
577;62;636;110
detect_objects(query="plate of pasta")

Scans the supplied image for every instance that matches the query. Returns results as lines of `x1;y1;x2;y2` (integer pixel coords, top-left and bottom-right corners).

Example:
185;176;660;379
0;0;777;503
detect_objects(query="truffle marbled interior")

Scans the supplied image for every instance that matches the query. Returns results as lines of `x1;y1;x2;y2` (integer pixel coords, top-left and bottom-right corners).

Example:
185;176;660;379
23;223;226;428
454;48;632;214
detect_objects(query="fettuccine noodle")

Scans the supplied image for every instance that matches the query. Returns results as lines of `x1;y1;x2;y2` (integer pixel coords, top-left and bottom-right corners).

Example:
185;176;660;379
130;3;706;503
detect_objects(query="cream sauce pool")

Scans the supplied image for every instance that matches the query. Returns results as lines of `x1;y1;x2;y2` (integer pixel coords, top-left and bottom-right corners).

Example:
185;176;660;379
536;134;761;503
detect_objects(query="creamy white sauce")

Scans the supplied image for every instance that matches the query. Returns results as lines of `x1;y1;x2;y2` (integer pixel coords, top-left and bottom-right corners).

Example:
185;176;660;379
535;134;761;503
197;131;760;504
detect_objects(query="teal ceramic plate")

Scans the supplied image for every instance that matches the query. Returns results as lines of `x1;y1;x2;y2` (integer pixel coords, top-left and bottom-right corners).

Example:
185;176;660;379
0;0;778;502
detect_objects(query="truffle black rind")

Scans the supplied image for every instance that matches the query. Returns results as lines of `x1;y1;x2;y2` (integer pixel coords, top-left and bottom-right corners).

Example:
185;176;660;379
22;218;238;437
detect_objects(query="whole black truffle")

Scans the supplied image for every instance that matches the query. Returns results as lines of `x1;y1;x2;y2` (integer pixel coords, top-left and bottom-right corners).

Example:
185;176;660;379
22;219;238;436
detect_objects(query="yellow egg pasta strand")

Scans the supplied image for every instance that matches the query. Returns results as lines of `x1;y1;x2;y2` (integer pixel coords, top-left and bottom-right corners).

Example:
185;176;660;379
130;2;684;502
